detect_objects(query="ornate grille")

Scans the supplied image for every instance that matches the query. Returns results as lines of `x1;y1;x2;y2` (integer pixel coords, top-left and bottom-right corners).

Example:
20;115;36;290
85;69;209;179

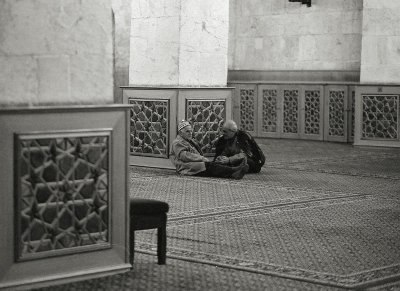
283;89;298;133
262;89;277;133
128;99;169;157
186;100;226;154
239;89;255;132
16;133;110;261
304;90;321;135
362;95;398;139
328;90;345;137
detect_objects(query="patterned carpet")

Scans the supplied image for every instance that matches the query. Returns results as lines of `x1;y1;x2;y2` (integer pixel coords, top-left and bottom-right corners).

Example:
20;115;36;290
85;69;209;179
36;139;400;291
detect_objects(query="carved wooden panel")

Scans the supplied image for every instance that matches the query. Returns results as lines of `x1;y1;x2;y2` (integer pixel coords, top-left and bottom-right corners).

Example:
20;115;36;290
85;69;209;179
262;89;278;133
186;100;226;154
283;89;299;134
239;88;255;132
328;90;345;137
304;90;321;135
362;95;398;139
128;99;169;158
15;131;111;261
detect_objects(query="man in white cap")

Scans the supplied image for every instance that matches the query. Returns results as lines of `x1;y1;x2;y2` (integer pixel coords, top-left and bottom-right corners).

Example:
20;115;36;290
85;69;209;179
170;120;248;179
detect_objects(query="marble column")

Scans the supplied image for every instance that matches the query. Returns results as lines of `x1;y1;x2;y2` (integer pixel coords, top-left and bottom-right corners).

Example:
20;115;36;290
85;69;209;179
129;0;229;87
360;0;400;84
112;0;131;103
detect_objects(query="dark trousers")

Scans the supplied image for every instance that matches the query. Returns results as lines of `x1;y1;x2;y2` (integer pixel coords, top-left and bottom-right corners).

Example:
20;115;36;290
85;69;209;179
247;158;262;173
196;158;247;179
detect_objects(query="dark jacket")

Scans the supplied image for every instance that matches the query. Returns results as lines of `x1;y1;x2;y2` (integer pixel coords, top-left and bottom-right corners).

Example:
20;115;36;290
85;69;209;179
214;130;265;172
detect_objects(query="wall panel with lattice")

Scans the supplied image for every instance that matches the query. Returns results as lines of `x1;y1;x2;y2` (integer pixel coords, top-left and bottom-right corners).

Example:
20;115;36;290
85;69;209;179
324;85;349;142
257;85;280;138
124;87;233;165
354;86;400;147
15;132;111;261
0;106;130;290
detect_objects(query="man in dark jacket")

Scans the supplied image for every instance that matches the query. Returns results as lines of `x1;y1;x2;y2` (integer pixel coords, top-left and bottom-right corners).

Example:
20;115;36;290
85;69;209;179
214;120;265;173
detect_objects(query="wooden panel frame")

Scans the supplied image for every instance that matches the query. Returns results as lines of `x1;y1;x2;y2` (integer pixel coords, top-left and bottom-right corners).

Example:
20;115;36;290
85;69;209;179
324;85;349;143
280;84;302;139
14;130;113;262
0;105;131;290
257;84;281;138
354;86;400;148
300;85;324;141
232;84;257;136
123;89;177;169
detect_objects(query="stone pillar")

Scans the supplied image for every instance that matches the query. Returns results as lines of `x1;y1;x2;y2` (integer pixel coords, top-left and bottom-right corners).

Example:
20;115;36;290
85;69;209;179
360;0;400;84
0;0;114;106
112;0;131;103
129;0;229;86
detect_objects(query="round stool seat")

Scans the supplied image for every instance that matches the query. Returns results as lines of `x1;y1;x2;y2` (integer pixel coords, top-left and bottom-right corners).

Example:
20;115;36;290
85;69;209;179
130;198;169;215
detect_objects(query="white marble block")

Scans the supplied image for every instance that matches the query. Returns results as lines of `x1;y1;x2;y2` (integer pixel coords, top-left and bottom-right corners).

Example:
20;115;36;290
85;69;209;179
361;0;400;83
0;0;114;106
229;0;363;71
129;0;229;86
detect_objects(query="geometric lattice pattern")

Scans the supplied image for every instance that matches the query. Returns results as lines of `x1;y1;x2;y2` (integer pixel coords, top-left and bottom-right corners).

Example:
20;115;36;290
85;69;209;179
128;99;169;157
283;89;298;133
239;89;255;132
186;100;226;154
328;90;345;137
262;89;277;133
362;95;398;139
16;133;110;260
304;90;321;135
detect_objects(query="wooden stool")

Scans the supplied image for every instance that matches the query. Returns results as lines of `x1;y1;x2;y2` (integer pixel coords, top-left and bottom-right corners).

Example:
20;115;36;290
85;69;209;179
129;198;169;265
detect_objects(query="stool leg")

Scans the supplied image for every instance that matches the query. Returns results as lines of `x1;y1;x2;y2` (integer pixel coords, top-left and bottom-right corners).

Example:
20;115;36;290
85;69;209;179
157;226;166;264
130;225;135;268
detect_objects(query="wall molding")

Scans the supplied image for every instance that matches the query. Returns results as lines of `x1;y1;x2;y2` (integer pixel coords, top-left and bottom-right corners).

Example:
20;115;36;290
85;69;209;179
228;70;361;83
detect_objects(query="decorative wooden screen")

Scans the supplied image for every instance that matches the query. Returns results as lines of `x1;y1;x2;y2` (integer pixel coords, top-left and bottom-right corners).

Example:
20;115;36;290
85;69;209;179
186;100;226;154
128;98;169;158
262;88;278;133
362;95;398;140
15;131;111;261
283;89;299;134
239;88;256;132
304;90;321;135
328;90;345;137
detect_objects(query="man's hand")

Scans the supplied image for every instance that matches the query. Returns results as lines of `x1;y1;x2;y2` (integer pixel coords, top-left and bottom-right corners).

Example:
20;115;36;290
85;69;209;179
215;155;230;164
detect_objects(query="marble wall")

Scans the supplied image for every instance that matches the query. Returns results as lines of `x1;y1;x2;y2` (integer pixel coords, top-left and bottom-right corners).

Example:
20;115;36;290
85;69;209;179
360;0;400;84
112;0;131;103
129;0;229;86
0;0;114;106
229;0;363;71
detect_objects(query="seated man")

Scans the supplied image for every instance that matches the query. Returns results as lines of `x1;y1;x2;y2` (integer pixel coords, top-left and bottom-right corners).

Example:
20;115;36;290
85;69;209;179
214;120;265;173
170;120;248;179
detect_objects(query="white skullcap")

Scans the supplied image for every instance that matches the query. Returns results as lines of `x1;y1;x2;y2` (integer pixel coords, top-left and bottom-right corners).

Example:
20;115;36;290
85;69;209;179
178;120;191;132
